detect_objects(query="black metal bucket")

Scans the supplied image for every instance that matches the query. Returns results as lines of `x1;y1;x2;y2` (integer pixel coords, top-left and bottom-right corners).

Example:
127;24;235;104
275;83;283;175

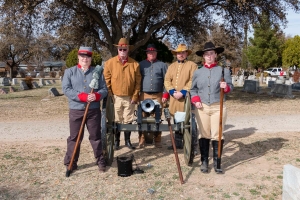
117;155;133;177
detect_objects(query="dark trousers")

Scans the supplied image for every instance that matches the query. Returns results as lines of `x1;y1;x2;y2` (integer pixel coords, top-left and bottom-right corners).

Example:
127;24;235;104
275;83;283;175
64;108;102;165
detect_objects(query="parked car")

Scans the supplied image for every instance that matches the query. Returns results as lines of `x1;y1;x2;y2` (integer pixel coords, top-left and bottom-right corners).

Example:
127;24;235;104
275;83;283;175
263;67;286;76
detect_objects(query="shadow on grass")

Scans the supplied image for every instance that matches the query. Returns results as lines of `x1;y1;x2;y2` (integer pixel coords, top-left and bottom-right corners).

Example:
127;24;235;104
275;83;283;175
222;136;288;172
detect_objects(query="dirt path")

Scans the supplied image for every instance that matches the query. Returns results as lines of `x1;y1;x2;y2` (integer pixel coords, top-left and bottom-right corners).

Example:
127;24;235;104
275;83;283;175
1;114;299;142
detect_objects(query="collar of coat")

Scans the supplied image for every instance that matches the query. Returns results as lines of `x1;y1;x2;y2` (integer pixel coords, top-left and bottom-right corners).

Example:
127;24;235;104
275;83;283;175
177;59;187;63
146;58;158;63
118;56;128;65
77;64;90;71
204;62;217;69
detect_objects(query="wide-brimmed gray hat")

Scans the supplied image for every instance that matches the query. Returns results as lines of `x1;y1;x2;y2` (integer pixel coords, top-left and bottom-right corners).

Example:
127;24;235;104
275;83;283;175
196;42;224;56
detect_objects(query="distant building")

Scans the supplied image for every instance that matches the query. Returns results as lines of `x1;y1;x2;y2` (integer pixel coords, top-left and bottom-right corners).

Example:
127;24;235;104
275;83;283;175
42;61;65;72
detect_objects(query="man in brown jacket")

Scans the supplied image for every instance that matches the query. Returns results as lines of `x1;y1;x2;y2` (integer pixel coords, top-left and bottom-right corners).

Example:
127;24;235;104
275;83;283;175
164;43;197;149
104;38;142;150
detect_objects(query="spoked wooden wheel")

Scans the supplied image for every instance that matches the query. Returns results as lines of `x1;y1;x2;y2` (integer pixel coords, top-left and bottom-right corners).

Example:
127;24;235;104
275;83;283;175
101;95;115;166
183;93;198;166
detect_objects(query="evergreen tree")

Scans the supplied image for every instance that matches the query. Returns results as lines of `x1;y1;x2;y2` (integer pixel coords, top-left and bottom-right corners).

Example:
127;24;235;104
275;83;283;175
282;35;300;68
246;16;284;70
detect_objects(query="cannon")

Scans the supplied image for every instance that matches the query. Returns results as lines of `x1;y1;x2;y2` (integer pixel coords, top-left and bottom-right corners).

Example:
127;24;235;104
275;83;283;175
101;93;198;167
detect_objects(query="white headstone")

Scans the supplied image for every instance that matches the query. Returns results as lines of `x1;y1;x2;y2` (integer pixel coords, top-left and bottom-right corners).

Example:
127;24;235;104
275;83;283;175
266;77;271;85
237;75;244;86
282;164;300;200
39;78;45;86
12;78;18;85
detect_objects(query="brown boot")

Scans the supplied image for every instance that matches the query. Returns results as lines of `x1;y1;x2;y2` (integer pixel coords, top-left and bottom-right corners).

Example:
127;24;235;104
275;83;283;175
137;132;145;148
154;132;162;148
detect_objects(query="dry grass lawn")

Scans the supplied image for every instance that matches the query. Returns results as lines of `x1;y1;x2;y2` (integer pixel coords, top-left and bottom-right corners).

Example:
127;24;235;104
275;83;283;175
0;82;300;200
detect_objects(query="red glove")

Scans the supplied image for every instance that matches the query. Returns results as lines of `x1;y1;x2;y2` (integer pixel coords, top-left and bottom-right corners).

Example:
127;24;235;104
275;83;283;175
162;92;169;99
94;92;101;101
78;92;88;102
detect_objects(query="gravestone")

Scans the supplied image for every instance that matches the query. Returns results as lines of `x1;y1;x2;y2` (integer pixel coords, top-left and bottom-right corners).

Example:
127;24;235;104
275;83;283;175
12;78;18;85
52;79;56;83
266;77;271;85
19;81;29;90
45;80;52;85
268;81;275;88
237;75;244;86
0;88;8;94
291;83;300;91
39;78;45;86
0;77;10;86
242;80;259;93
48;87;60;97
9;86;16;92
247;75;256;80
285;80;291;85
282;164;300;200
32;81;40;88
269;83;294;98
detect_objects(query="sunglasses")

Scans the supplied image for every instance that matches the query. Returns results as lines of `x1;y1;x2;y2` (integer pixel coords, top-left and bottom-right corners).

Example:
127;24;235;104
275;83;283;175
118;49;127;52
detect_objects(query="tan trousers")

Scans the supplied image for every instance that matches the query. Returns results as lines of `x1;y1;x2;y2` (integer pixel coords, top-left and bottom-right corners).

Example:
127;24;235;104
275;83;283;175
194;102;227;141
113;95;135;124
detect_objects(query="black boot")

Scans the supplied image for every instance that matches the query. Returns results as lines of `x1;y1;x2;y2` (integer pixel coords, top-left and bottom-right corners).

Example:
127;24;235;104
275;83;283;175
167;131;183;150
199;138;210;173
114;132;120;150
124;131;136;150
212;140;224;174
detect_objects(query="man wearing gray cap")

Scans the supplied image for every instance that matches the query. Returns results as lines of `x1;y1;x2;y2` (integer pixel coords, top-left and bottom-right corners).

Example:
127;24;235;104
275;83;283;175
62;46;108;173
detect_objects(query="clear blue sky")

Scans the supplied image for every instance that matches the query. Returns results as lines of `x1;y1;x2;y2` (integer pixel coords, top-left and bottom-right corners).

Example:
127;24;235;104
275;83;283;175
282;10;300;37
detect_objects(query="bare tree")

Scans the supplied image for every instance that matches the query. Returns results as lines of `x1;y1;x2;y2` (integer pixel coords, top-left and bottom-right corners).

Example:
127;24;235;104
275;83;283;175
3;0;297;59
0;0;34;78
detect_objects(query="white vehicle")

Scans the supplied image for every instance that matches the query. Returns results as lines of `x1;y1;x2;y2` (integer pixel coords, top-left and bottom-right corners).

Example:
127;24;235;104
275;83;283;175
264;67;286;76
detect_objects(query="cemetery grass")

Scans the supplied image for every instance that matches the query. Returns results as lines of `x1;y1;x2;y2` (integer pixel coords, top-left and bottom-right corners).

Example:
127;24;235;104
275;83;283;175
0;84;300;199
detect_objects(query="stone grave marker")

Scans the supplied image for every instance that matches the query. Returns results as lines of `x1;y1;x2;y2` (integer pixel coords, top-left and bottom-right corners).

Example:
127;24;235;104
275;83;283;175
9;86;16;92
269;83;294;98
39;78;45;86
12;78;18;85
52;79;56;83
247;75;256;80
285;80;291;85
19;81;29;90
291;83;300;91
0;88;8;94
237;75;244;86
32;81;40;88
268;80;275;88
48;87;60;97
0;77;10;86
282;164;300;200
45;80;52;85
242;80;259;93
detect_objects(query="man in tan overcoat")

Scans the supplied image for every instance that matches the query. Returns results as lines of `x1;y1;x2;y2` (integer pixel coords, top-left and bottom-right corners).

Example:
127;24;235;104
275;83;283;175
164;43;197;149
104;38;142;150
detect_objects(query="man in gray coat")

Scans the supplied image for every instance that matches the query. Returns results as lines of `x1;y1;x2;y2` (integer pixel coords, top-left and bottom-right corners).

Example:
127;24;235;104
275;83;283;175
62;46;108;173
